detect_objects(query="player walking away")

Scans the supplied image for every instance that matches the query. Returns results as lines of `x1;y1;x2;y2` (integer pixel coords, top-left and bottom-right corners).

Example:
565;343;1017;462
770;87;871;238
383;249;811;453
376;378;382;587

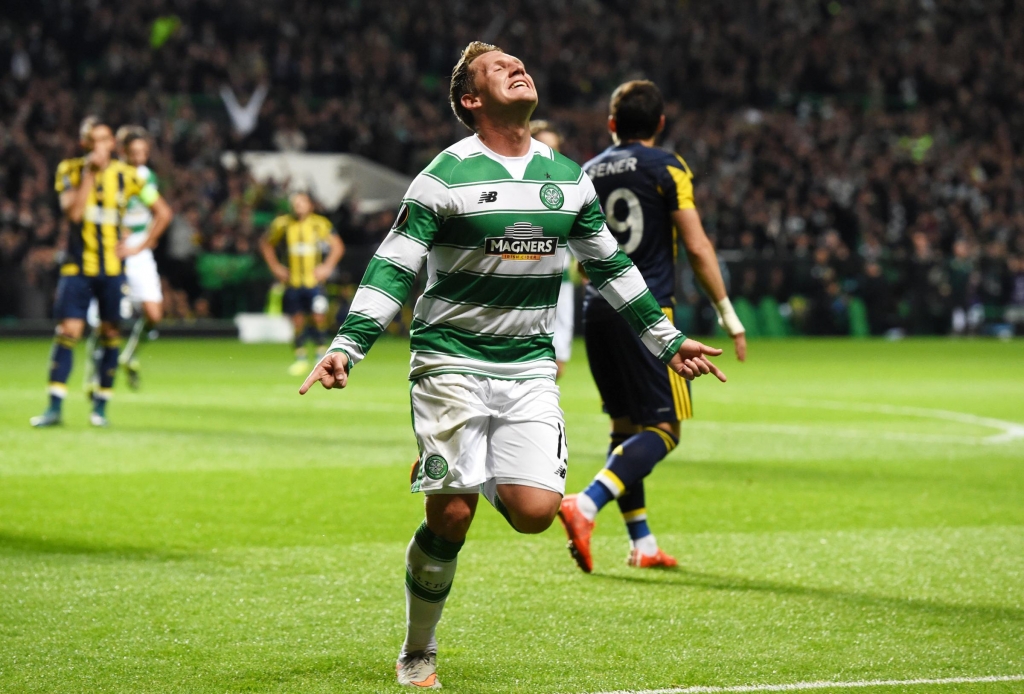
32;119;172;428
530;120;574;380
299;43;726;689
259;192;344;376
559;80;747;572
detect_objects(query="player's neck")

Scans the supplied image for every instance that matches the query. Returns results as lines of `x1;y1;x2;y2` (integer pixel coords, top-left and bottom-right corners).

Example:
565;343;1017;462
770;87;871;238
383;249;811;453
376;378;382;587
623;137;657;148
475;120;532;158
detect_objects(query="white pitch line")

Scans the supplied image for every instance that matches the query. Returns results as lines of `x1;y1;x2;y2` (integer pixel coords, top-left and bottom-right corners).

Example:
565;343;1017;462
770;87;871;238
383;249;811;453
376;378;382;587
593;673;1024;694
707;396;1024;446
778;398;1024;445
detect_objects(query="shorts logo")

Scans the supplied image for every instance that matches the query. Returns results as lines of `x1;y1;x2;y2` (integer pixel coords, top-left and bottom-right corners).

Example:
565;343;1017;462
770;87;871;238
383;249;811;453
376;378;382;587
423;454;448;480
484;222;558;261
539;183;564;210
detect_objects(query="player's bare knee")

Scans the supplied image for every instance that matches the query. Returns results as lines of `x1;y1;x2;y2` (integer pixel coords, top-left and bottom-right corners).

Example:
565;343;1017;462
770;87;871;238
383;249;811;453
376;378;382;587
498;486;561;534
654;421;680;439
59;320;84;340
510;507;558;534
425;494;477;543
99;322;120;340
611;417;640;437
145;303;163;324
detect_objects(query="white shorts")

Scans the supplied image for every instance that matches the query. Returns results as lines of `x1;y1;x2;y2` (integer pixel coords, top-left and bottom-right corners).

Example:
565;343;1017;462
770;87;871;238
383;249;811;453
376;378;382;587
124;247;163;304
410;373;568;496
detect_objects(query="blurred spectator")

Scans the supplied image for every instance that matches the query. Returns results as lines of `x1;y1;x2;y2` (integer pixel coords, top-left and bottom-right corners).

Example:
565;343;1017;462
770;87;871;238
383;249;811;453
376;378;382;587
0;0;1022;334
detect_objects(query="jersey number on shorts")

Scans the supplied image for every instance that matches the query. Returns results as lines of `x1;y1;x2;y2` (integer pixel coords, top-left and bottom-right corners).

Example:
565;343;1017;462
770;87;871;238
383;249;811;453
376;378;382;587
605;187;644;254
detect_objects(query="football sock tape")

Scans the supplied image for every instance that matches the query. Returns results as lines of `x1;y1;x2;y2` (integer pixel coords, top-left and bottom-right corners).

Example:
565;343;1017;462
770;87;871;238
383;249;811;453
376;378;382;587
583;428;678;514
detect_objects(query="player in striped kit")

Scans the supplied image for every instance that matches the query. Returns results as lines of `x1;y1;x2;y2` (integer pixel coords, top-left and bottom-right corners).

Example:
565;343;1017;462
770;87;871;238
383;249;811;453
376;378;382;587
83;126;168;392
299;42;727;689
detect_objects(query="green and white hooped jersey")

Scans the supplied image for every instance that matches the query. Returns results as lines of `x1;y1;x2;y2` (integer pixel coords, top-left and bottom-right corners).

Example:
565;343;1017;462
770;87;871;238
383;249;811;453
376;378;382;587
329;135;686;380
121;164;158;233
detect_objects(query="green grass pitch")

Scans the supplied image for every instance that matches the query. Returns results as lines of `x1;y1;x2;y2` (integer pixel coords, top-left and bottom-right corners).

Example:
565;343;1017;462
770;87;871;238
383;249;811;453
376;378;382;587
1;337;1023;693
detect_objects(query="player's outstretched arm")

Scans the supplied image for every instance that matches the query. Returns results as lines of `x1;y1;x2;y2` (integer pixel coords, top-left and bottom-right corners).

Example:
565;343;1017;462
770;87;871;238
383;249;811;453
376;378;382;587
672;208;746;361
299;351;349;394
669;338;727;382
567;176;727;383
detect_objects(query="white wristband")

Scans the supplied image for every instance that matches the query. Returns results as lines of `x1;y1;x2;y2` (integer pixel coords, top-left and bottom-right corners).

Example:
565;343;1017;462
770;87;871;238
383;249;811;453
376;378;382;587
714;297;745;336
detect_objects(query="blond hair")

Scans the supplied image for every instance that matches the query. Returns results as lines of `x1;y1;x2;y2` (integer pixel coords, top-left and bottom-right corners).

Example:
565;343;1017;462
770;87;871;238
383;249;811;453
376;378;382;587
116;125;148;149
449;41;502;131
79;116;100;145
529;120;563;146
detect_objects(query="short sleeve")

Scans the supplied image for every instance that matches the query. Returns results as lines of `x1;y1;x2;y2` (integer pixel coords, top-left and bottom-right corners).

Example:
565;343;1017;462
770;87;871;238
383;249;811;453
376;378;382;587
54;160;81;194
317;216;334;240
265;216;289;245
128;167;160;206
659;154;695;211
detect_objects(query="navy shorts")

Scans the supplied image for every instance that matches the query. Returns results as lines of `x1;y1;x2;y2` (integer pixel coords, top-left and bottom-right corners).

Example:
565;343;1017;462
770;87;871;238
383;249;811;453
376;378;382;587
282;286;327;315
54;274;127;323
582;296;692;426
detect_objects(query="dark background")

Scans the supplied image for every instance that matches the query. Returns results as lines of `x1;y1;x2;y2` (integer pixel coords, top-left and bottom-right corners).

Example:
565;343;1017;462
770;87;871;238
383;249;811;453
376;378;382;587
1;0;1023;336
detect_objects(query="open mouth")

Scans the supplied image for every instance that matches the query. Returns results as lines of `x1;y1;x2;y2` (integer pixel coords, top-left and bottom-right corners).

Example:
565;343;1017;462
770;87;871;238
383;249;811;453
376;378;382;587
509;80;529;90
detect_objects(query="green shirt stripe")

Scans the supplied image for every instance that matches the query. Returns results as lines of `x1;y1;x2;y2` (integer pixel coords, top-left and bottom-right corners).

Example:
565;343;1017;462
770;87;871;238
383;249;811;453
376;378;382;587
425;271;561;309
411;320;554;363
335;312;385;352
582;250;634;289
361;256;417;297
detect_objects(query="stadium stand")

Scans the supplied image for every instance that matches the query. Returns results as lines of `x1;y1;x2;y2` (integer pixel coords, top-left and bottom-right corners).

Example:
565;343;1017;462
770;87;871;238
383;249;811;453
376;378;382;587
1;0;1022;335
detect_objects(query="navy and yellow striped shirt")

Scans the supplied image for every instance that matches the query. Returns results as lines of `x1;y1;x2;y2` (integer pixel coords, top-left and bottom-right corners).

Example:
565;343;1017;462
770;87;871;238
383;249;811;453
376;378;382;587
583;142;696;306
265;213;335;288
54;158;156;277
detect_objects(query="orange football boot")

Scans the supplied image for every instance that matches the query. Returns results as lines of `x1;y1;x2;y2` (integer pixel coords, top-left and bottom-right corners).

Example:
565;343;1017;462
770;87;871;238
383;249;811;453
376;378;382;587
627;547;678;568
558;494;595;573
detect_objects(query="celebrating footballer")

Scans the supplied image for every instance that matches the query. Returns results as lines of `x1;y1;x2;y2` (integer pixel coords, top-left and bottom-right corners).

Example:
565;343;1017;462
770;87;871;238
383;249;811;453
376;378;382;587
300;41;727;689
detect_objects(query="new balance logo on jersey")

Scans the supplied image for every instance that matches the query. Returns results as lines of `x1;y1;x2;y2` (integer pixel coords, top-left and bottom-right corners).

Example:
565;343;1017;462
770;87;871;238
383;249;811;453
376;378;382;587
485;222;557;261
478;191;498;203
554;465;567;479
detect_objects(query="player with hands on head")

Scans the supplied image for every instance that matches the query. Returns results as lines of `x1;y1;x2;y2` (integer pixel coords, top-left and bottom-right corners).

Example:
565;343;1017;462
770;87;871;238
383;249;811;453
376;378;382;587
558;80;745;575
32;118;172;428
259;191;344;376
301;42;724;690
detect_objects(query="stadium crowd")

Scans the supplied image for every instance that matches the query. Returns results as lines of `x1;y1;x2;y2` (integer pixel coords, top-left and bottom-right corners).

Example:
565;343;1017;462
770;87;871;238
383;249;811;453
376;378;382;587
2;0;1023;334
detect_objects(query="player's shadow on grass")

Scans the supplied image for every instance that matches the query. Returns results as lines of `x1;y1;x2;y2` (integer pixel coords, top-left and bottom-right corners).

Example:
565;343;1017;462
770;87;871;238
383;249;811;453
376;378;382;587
590;567;1024;624
0;531;192;561
227;657;394;691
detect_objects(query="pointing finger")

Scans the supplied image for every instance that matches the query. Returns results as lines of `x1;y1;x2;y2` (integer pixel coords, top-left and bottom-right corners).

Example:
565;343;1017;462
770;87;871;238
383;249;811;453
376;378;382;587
702;356;727;383
299;365;325;395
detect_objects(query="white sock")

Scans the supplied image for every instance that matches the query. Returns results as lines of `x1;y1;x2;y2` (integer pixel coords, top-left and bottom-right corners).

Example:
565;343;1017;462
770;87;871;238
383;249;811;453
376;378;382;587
631;533;658;556
402;523;461;658
576;492;598;521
